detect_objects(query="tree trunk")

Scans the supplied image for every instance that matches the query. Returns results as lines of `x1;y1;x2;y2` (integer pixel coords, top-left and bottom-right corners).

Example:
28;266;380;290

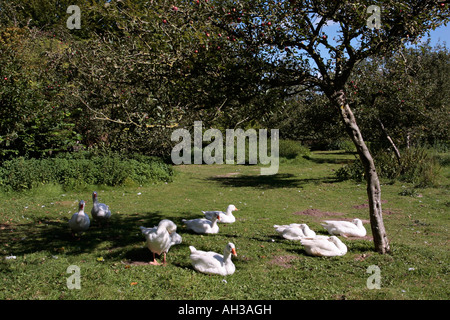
331;90;390;254
406;132;411;149
377;118;402;166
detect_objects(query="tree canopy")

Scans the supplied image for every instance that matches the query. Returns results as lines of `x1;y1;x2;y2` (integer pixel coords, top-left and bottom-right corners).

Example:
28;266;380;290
1;0;449;253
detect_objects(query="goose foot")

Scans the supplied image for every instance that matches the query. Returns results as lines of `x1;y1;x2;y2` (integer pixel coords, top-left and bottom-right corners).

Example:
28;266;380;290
149;253;161;265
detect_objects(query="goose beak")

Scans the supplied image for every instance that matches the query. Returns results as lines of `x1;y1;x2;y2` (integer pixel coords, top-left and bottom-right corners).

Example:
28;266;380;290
234;208;239;211
231;248;237;256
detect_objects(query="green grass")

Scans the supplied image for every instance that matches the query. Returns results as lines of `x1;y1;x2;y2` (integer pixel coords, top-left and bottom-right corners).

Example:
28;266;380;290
1;150;449;300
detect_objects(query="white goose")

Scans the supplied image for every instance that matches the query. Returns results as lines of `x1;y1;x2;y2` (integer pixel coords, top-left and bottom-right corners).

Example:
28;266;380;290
189;243;237;276
273;223;316;240
321;218;367;237
182;213;220;234
68;200;90;236
300;236;348;257
140;219;182;265
203;204;238;223
91;191;112;224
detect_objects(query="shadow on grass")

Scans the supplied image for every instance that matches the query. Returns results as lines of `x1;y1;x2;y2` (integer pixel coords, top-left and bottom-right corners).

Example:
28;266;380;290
206;173;340;189
0;211;187;258
305;151;357;165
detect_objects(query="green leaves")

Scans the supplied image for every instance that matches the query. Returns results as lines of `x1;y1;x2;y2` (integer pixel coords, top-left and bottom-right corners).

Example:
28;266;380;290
348;44;449;147
1;0;448;160
0;152;174;192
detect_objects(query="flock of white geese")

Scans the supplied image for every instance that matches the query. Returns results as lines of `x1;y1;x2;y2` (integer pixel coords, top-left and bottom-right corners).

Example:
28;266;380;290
69;197;367;276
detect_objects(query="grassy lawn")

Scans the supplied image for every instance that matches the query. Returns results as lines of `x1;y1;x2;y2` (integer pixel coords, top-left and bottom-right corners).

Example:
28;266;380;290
1;151;449;300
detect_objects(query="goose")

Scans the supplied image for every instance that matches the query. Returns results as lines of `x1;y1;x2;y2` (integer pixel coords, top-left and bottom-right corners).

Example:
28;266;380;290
300;236;348;257
91;191;111;225
203;204;238;223
182;213;220;234
273;223;316;240
321;218;367;237
140;219;182;265
68;200;90;236
189;243;237;276
170;230;183;247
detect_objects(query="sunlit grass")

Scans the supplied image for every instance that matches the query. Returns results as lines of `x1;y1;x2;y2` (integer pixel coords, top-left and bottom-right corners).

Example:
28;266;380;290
1;151;448;300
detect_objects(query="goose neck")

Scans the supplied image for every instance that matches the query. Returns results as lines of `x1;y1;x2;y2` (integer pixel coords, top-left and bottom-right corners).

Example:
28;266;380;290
223;249;232;263
157;222;171;234
335;241;347;254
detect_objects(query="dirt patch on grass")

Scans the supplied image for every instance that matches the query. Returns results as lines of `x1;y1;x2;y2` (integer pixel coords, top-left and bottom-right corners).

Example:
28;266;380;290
292;208;346;217
352;204;370;209
54;200;77;207
352;199;388;209
268;255;298;268
354;253;373;261
382;209;401;215
352;201;402;215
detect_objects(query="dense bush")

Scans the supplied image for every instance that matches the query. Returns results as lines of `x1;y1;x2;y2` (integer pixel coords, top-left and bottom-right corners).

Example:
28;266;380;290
278;139;311;159
0;152;173;192
399;147;442;187
325;139;357;153
335;147;443;187
335;157;365;182
186;138;310;164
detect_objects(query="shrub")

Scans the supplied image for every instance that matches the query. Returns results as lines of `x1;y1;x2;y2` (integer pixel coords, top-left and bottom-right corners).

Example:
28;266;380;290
335;146;442;187
326;139;357;153
398;147;442;187
0;152;173;192
278;139;311;159
399;187;421;197
433;153;450;167
184;138;310;165
335;157;365;182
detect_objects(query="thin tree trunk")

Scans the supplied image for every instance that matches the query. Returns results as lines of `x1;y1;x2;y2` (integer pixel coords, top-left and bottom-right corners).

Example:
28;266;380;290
331;90;390;254
406;132;411;149
377;118;402;166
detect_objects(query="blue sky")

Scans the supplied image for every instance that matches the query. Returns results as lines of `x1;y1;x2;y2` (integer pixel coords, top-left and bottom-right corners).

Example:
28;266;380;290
427;24;450;47
320;19;449;50
306;20;450;74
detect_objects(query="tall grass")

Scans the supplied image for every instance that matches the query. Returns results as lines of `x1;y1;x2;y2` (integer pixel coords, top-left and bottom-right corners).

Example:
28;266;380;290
335;146;444;187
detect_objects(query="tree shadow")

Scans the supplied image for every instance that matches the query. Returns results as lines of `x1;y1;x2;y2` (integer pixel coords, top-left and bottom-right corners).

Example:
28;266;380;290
206;173;340;189
0;211;184;258
305;152;357;165
285;246;309;256
345;238;374;253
